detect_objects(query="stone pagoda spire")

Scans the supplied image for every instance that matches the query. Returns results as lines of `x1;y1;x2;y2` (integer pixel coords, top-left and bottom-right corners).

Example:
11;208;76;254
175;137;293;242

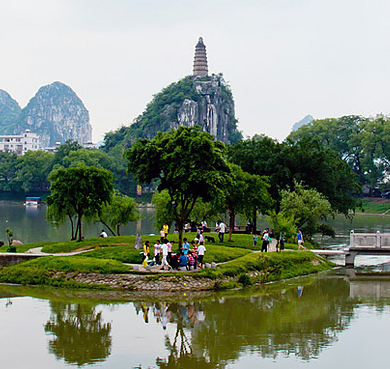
193;37;208;77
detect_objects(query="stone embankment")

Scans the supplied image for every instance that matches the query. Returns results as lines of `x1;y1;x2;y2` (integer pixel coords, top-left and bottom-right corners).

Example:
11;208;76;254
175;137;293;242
64;272;219;291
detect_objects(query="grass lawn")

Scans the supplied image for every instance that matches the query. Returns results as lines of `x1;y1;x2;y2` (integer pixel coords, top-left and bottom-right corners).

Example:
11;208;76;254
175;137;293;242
360;198;390;214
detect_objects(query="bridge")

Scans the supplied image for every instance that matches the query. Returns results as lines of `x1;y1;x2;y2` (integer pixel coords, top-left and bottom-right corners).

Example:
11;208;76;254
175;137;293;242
312;230;390;267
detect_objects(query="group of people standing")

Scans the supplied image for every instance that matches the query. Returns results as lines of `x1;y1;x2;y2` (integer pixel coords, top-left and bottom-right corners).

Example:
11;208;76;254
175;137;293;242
142;236;207;271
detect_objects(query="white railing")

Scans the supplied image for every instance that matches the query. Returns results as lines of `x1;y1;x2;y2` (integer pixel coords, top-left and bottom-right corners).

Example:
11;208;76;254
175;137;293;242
350;230;390;248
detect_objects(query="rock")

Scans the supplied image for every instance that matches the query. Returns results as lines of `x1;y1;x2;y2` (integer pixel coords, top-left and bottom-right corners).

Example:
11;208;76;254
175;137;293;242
0;90;21;134
205;263;211;269
211;262;217;269
134;234;143;249
17;81;92;148
11;240;23;245
133;265;139;271
107;74;242;147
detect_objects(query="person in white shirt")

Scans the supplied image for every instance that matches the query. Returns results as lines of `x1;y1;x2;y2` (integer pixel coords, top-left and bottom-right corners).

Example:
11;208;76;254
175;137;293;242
99;230;108;238
197;241;206;268
160;241;171;270
218;221;226;243
154;240;161;265
261;228;269;252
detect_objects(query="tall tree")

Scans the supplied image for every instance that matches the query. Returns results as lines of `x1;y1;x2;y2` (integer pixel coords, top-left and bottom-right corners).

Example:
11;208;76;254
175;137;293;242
47;166;114;241
280;181;332;239
125;126;230;246
222;164;271;241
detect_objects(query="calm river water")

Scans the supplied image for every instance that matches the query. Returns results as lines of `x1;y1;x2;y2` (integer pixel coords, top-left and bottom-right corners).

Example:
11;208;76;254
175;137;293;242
1;271;390;368
2;201;390;368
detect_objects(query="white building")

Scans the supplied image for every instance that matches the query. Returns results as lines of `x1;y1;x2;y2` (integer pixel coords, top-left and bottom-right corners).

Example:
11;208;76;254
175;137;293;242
0;130;40;155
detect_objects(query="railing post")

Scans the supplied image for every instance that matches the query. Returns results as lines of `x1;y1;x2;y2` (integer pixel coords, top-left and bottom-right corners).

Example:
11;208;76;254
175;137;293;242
350;230;355;248
376;230;381;248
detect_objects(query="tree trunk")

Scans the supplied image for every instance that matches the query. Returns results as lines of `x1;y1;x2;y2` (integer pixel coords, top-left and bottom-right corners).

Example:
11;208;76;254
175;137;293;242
117;224;121;236
77;215;83;242
228;209;235;242
68;214;75;240
252;208;257;234
99;218;116;236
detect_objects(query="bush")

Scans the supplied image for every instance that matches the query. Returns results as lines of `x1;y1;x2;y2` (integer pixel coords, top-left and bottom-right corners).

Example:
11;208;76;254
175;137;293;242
6;245;16;253
238;273;252;286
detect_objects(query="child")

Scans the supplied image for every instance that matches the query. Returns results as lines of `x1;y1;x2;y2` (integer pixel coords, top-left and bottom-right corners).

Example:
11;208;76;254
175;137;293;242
252;233;258;248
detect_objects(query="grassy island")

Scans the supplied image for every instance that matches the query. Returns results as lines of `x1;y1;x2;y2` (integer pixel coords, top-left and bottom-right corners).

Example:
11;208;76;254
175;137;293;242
0;233;334;291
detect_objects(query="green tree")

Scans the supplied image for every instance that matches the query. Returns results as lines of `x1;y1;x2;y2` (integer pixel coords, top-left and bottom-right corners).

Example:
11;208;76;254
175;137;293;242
13;150;54;192
0;151;18;191
221;164;271;241
228;134;361;216
267;211;297;244
280;181;332;239
151;190;220;232
47;166;114;241
125;126;230;246
99;194;139;236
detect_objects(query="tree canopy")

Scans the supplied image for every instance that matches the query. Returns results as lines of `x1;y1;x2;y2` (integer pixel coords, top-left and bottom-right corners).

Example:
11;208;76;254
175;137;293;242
47;166;114;241
125;126;230;245
228;134;361;216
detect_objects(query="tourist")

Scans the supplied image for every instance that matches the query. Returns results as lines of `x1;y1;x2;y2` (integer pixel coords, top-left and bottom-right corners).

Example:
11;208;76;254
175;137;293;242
192;243;198;269
252;232;258;248
201;219;207;232
187;251;195;270
298;230;305;250
218;220;226;243
99;229;108;238
160;227;165;242
182;238;190;255
178;252;187;271
154;240;162;265
167;239;173;263
142;240;150;262
261;228;269;252
169;252;179;270
197;241;206;268
160;240;171;270
162;223;169;238
198;230;205;245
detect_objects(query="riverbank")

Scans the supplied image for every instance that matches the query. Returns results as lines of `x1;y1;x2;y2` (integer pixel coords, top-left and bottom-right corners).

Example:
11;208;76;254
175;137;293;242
0;233;334;291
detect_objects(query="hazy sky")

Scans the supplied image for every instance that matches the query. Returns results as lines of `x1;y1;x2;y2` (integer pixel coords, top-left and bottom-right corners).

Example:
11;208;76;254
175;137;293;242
1;0;390;143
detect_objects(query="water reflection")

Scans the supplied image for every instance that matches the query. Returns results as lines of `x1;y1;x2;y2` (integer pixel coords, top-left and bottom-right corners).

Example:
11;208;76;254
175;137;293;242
131;276;358;368
2;271;390;368
44;302;112;366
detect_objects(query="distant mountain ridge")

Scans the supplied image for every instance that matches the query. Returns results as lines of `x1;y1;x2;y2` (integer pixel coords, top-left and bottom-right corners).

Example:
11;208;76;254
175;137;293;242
0;82;92;148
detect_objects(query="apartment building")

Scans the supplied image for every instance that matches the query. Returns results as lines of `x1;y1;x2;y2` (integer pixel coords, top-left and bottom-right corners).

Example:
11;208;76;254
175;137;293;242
0;130;40;155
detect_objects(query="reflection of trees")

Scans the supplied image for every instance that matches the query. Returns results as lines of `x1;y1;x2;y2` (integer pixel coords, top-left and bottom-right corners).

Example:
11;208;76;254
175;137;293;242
191;277;356;363
44;302;112;366
136;277;358;367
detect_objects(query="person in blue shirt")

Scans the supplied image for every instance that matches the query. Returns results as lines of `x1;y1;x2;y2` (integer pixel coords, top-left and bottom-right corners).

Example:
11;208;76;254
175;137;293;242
179;252;188;271
252;233;258;248
182;238;190;255
297;230;305;250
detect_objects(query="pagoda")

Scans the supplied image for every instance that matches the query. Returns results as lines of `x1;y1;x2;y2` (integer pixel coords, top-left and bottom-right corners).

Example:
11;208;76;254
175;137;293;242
193;37;208;77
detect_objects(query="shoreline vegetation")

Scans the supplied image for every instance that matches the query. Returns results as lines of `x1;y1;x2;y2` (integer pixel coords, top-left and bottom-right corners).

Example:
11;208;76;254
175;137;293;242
0;233;334;291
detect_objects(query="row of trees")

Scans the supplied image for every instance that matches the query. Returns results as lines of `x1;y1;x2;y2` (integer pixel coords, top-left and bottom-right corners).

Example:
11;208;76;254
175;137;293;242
126;126;361;245
288;114;390;192
8;124;360;243
0;141;137;196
